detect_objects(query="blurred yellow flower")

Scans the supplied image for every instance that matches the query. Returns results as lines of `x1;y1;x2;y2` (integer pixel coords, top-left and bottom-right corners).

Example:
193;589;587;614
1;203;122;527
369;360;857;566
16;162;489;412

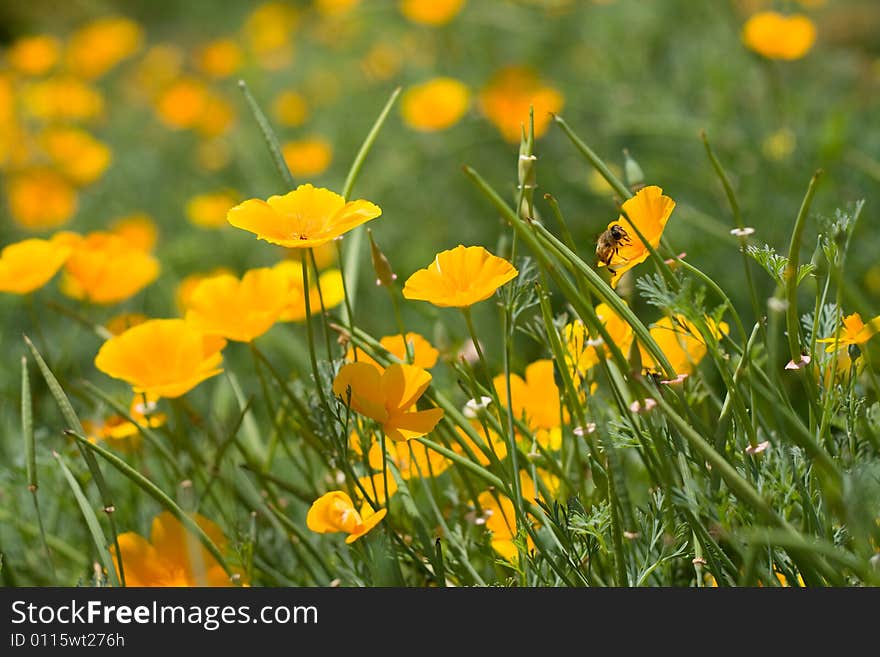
175;267;235;313
564;302;634;376
360;43;402;82
817;313;880;352
6;168;78;230
61;232;159;304
454;423;508;465
283;240;337;270
306;491;386;544
282;137;333;177
155;78;208;129
598;185;676;288
494;359;566;431
112;511;240;586
742;11;816;60
132;44;184;99
40;127;112;186
95;319;226;399
244;2;298;70
271;260;345;322
347;332;440;369
196;138;232;172
195;93;236;137
186;190;239;229
20;76;104;122
196;39;243;78
272;90;309;127
640;315;730;376
66;17;144;79
351;431;452;479
110;213;159;252
587;164;623;195
333;362;444;442
185;268;291;342
0;236;73;294
762;128;796;161
83;393;166;451
357;471;397;506
105;312;149;336
227;183;382;249
402;245;518;308
401;78;470;132
315;0;361;16
6;35;61;76
400;0;466;25
479;66;564;142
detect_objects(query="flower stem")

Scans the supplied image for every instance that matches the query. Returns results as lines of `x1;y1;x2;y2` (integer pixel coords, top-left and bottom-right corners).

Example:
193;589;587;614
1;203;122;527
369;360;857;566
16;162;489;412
301;256;332;415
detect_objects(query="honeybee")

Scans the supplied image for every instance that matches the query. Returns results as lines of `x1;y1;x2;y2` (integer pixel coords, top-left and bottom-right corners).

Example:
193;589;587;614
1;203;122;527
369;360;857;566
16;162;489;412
595;223;631;270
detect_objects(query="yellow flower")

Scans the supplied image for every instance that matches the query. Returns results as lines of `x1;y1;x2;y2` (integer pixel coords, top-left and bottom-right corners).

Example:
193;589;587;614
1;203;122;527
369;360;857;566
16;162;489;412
194;93;236;138
333;362;444;442
244;2;298;70
227;183;382;249
155;78;208;129
186;190;239;228
399;0;466;25
112;511;241;586
6;168;78;230
284;240;338;270
817;313;880;352
20;76;104;122
6;35;61;76
564;302;635;376
185;268;291;342
494;359;565;431
83;393;166;451
742;12;816;61
196;39;243;78
640;315;730;376
306;491;386;543
351;432;452;479
105;312;149;336
454;423;508;465
402;245;518;308
349;332;441;370
61;232;159;304
272;91;309;127
40;127;111;186
360;43;402;82
66;17;144;79
315;0;361;16
357;471;397;506
598;185;676;288
271;260;345;321
175;268;235;314
478;66;564;142
132;44;184;100
401;78;470;132
282;137;333;177
109;213;159;253
0;236;73;294
95;319;226;399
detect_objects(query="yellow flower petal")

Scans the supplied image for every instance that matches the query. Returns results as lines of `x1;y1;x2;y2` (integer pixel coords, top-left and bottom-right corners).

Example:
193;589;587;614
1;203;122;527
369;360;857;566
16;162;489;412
0;237;73;294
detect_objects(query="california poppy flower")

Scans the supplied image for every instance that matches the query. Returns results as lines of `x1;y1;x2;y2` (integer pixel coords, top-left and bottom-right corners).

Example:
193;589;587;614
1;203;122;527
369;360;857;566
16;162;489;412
401;78;470;132
742;11;816;61
227;184;381;248
598;185;676;288
0;236;73;294
346;332;440;369
282;137;333;177
399;0;465;25
111;511;241;586
333;362;444;442
478;66;564;143
271;260;345;321
817;313;880;352
95;319;226;399
402;245;518;308
306;491;386;543
640;315;729;376
350;431;452;479
564;302;635;376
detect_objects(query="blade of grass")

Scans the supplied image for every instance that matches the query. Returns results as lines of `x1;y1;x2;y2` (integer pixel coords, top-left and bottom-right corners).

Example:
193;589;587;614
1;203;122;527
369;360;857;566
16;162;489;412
237;79;294;188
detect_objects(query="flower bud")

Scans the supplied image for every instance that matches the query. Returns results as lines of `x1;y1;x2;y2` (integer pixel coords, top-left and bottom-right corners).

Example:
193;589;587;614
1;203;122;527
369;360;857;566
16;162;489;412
368;229;397;287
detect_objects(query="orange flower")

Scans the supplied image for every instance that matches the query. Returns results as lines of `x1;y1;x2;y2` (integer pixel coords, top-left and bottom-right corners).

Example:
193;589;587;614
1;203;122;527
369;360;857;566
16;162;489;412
742;12;816;60
494;360;565;431
83;393;166;451
185;268;291;342
6;168;78;230
817;313;880;352
478;66;564;142
112;511;241;586
315;0;361;16
454;423;508;465
346;332;440;369
271;260;345;321
155;78;208;129
94;319;226;399
598;185;676;288
194;93;235;138
640;315;730;376
402;245;518;308
196;39;242;78
401;78;470;132
564;302;635;376
66;17;143;79
282;137;333;177
40;127;111;186
0;236;73;294
175;268;235;314
306;491;386;543
243;2;297;70
227;183;382;248
333;362;444;442
272;91;309;127
61;232;159;304
350;432;452;479
357;471;398;506
6;35;61;76
399;0;466;25
19;76;104;122
186;190;239;228
110;213;159;252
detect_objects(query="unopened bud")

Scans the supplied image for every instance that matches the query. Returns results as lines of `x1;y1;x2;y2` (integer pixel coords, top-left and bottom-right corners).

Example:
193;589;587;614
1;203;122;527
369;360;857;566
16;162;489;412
623;149;645;191
368;229;397;287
